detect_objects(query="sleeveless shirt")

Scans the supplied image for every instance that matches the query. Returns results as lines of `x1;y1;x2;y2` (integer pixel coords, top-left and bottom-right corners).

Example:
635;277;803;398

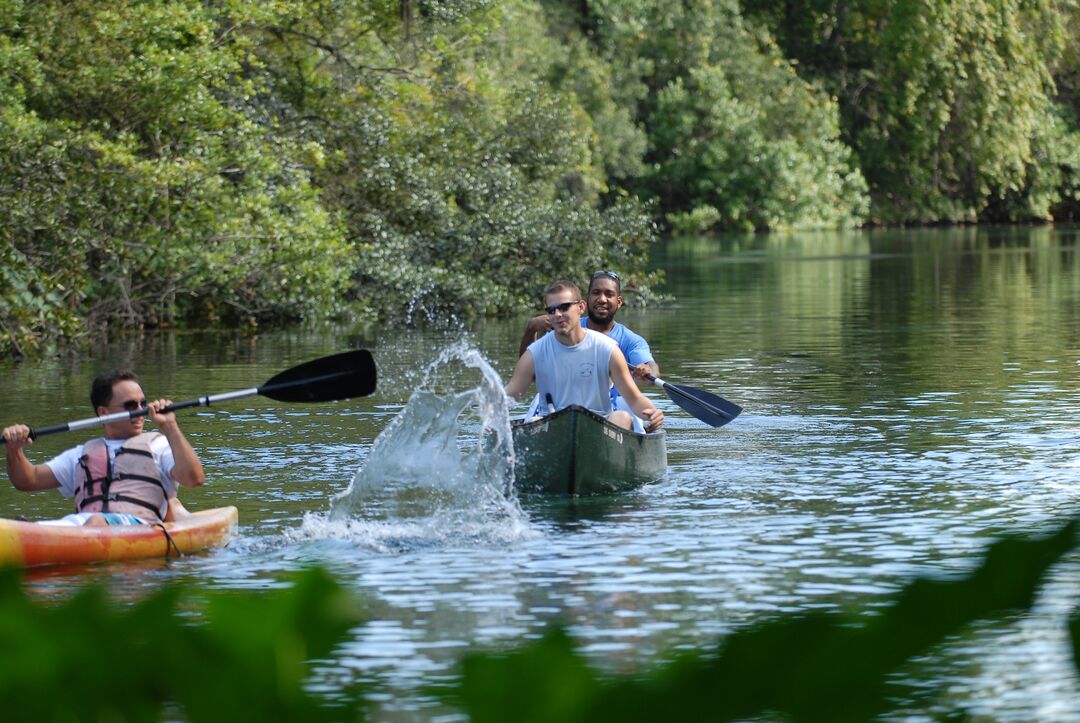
528;329;616;415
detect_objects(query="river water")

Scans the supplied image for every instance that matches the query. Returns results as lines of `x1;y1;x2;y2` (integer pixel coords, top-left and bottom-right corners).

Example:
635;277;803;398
2;227;1079;720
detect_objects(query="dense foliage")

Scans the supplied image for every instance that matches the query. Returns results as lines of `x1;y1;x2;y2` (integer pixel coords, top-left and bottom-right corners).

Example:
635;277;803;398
3;0;1079;356
0;1;351;356
0;0;661;356
569;0;870;232
741;0;1080;224
0;518;1074;720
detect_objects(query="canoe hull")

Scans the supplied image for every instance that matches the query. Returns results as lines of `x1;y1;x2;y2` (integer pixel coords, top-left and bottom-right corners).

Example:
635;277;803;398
511;405;667;495
0;506;239;568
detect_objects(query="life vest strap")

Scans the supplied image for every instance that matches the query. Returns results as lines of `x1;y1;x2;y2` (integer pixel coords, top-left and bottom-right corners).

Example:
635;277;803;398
116;447;154;459
79;493;163;520
115;473;166;488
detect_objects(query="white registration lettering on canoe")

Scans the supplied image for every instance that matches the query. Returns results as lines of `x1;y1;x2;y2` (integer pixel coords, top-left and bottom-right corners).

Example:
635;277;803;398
603;426;623;444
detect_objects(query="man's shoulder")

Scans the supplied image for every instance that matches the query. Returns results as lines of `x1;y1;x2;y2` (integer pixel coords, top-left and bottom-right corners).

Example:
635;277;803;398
610;322;648;346
142;432;171;455
53;443;86;461
112;431;163;447
582;328;618;350
45;444;85;478
529;330;555;352
609;321;636;337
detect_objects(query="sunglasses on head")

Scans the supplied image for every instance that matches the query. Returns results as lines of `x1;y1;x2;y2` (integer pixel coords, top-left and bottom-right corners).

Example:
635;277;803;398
591;270;620;283
116;398;148;412
545;300;581;315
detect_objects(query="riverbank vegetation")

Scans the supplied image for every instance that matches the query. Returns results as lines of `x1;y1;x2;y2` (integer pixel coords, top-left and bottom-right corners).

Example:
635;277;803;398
3;0;1079;356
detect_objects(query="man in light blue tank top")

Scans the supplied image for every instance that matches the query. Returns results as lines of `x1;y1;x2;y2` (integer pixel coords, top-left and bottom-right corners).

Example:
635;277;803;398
506;281;664;433
518;271;661;430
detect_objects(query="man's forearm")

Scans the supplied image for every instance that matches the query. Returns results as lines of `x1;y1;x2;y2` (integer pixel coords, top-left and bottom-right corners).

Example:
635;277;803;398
161;425;205;488
6;449;36;490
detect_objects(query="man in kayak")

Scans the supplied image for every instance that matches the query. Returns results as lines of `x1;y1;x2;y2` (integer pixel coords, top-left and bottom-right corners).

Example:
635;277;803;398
517;270;660;430
2;369;205;527
506;280;664;433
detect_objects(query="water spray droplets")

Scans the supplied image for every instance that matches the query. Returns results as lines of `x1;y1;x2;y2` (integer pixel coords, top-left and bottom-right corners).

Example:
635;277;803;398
307;342;530;550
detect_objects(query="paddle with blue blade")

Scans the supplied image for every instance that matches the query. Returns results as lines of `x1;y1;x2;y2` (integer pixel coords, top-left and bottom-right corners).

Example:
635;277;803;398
639;370;741;427
3;349;377;442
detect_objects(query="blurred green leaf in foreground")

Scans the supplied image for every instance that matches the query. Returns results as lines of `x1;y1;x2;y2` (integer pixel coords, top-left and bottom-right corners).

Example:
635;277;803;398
0;520;1075;721
0;566;366;722
448;520;1079;723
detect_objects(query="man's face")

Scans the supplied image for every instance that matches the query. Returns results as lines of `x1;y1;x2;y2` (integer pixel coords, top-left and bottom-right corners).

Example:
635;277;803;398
544;289;584;334
99;379;148;439
587;277;622;325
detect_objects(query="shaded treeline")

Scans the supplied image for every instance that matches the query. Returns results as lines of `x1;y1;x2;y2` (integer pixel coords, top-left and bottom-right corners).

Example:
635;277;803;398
2;0;1077;356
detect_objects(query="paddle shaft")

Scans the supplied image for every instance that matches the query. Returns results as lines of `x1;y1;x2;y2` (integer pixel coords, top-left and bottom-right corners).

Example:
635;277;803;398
3;351;375;442
15;388;260;441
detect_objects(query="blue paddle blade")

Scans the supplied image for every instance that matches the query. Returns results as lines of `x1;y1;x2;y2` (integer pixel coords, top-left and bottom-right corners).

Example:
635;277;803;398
662;382;742;428
259;349;376;402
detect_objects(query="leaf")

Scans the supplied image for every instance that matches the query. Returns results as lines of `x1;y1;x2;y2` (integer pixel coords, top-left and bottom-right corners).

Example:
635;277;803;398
445;520;1078;722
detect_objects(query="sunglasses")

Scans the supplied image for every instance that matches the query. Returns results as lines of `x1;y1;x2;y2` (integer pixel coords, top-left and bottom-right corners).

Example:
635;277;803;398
591;270;620;283
114;398;148;412
545;300;581;315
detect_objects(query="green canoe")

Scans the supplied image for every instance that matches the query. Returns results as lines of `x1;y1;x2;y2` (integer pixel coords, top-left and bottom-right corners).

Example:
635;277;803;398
511;405;667;495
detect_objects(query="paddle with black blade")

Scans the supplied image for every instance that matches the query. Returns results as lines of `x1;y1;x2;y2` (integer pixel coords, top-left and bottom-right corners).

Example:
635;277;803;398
637;368;742;428
2;349;377;442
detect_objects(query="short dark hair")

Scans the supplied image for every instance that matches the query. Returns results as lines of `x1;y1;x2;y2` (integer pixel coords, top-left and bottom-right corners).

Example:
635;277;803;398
90;369;140;410
544;280;581;299
588;270;621;294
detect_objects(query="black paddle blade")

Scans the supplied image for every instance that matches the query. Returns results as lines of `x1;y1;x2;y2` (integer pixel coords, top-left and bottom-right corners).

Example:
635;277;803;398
259;349;376;403
663;382;742;428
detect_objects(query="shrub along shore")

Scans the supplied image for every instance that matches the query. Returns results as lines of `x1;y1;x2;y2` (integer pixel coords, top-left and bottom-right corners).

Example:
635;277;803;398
3;1;1078;357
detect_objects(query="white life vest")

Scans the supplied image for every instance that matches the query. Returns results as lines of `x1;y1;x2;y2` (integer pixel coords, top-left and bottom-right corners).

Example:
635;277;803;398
74;433;168;521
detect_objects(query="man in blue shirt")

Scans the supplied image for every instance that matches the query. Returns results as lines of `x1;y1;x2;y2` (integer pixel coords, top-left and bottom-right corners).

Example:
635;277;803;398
518;271;661;431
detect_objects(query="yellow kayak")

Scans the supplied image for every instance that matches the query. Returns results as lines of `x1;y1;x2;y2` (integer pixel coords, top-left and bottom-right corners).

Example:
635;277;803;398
0;506;238;568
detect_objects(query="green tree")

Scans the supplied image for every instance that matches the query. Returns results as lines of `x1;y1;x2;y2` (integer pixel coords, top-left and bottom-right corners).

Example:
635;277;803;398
245;0;660;322
864;0;1067;222
742;0;1080;224
572;0;869;231
0;0;349;356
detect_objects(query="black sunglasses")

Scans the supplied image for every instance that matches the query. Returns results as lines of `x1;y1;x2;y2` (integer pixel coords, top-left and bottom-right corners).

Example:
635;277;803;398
115;398;148;412
591;270;620;283
545;300;581;315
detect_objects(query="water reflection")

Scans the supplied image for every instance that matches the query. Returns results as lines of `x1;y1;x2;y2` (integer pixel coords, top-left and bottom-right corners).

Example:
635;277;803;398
518;491;656;531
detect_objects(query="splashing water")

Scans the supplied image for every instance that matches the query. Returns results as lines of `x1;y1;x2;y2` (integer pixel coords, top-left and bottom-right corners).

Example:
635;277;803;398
299;343;532;550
